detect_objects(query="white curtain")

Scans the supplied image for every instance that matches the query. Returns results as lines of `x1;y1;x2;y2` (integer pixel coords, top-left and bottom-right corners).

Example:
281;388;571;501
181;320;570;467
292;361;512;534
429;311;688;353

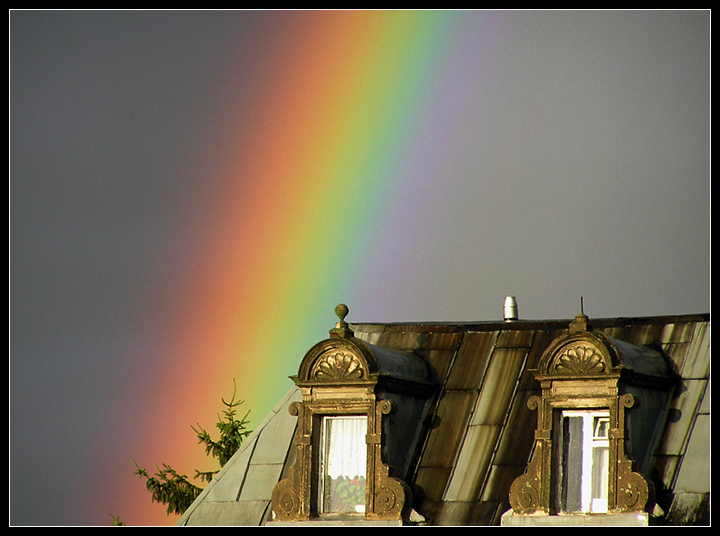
324;416;367;479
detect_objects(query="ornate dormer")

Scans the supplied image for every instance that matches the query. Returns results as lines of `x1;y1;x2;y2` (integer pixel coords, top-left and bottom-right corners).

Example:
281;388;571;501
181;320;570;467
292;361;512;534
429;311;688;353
271;305;438;524
507;311;674;523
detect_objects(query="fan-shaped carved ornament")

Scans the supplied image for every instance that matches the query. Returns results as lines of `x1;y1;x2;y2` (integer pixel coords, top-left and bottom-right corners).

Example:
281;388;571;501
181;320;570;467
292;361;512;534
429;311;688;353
552;343;608;375
310;351;365;381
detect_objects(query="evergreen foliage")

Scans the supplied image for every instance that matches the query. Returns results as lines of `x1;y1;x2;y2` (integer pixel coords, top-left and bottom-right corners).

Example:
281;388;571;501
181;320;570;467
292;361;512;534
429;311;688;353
109;514;125;526
132;462;202;517
132;380;251;517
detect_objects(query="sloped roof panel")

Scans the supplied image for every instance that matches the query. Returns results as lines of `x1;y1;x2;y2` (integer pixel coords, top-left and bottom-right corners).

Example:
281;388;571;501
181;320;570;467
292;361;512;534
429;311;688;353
176;387;301;526
445;331;498;390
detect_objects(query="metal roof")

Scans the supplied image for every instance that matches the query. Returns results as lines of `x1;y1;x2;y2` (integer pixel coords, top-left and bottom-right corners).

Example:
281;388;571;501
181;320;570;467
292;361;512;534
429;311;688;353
176;313;710;526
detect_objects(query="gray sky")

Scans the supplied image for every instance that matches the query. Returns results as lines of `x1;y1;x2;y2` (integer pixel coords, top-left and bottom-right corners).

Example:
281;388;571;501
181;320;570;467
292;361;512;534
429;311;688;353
10;10;709;525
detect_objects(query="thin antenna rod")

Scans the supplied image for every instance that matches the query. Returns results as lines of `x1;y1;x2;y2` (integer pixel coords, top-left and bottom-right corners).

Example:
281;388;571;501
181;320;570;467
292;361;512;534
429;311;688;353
580;296;584;315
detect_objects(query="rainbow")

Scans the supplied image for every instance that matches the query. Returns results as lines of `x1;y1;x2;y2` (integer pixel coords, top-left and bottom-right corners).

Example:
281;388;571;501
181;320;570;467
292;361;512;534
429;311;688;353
118;11;504;525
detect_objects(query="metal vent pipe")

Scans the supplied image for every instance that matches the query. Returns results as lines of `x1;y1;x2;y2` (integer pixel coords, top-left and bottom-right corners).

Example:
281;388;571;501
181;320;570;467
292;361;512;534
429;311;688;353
503;296;518;321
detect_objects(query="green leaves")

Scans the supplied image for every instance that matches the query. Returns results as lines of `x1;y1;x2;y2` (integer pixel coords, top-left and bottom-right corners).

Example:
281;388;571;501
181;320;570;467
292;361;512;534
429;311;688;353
326;475;366;513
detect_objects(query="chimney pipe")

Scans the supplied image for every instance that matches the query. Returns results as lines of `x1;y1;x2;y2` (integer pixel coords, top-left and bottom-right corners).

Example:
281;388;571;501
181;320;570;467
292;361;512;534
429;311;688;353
503;296;518;321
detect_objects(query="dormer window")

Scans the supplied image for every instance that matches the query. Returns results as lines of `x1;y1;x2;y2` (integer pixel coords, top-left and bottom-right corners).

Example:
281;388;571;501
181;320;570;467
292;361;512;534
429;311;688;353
271;305;438;524
506;312;675;525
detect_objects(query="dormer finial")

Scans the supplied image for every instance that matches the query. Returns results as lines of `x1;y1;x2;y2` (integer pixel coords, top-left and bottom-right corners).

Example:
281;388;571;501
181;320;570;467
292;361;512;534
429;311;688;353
329;303;354;338
569;297;590;332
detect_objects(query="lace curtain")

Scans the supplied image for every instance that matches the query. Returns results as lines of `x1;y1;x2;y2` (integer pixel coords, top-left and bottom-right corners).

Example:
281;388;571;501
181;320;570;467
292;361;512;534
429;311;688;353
324;416;367;479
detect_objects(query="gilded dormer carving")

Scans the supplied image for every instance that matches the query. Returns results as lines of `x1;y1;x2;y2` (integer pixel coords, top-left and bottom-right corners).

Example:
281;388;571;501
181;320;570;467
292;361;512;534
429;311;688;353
508;313;653;517
271;305;436;523
310;351;365;381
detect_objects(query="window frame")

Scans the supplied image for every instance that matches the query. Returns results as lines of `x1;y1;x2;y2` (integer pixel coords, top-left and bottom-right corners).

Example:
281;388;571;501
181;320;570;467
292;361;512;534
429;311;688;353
556;409;610;514
317;414;369;516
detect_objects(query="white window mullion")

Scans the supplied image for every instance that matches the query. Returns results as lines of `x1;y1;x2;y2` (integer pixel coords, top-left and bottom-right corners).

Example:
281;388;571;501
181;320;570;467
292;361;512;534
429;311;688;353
580;415;593;512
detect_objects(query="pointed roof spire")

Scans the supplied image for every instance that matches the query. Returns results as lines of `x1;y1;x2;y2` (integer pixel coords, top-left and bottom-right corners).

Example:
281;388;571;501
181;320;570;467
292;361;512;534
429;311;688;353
329;303;354;338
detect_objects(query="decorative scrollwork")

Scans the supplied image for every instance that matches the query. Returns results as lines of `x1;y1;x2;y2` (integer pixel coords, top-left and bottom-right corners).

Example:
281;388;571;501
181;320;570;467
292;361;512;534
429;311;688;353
370;477;411;519
552;344;607;374
378;400;395;415
310;351;364;381
375;486;398;513
509;441;545;515
271;479;302;520
509;474;541;514
615;441;651;513
616;471;651;512
620;393;636;409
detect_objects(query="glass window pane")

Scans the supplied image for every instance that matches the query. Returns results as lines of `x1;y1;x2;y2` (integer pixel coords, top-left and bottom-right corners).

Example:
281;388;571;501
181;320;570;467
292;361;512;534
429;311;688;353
591;443;609;512
594;416;609;439
560;415;584;512
320;416;367;514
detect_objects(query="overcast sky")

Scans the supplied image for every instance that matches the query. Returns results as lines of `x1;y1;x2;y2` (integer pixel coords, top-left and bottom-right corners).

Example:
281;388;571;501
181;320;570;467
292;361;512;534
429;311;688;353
10;10;709;526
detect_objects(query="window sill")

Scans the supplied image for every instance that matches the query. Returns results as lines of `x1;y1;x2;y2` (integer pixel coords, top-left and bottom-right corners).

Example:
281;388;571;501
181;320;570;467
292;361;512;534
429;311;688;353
501;510;652;526
267;516;404;526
